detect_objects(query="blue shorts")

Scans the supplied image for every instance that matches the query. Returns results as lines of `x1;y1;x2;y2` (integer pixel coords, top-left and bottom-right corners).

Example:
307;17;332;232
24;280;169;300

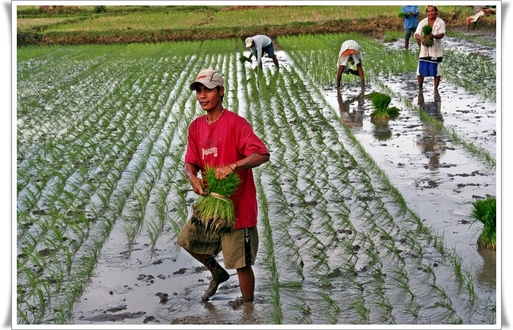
418;59;441;77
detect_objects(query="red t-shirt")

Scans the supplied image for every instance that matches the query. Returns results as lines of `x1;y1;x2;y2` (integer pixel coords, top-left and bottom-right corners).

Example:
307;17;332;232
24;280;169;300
185;109;269;229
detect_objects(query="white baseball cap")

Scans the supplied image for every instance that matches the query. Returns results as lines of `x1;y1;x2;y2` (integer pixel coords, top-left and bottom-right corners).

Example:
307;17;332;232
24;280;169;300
189;69;224;90
245;37;254;48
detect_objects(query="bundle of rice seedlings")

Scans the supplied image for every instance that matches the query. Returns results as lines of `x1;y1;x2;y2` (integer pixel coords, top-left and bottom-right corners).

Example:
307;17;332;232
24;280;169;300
470;196;496;249
191;165;241;234
368;92;400;120
421;25;434;47
398;12;406;19
239;55;250;63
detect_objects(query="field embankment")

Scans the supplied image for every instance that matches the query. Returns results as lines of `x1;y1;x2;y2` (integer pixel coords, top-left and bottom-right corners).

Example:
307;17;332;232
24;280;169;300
16;5;494;46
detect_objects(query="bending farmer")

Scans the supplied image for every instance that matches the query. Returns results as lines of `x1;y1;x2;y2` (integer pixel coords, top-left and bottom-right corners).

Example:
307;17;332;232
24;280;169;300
245;35;279;71
336;39;365;90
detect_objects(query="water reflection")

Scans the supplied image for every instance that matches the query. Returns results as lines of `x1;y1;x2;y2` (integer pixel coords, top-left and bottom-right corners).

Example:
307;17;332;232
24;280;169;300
337;90;364;129
476;247;496;289
416;90;446;170
370;116;392;140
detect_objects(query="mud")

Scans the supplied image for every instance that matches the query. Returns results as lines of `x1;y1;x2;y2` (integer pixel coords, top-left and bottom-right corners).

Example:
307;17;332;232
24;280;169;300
71;32;497;326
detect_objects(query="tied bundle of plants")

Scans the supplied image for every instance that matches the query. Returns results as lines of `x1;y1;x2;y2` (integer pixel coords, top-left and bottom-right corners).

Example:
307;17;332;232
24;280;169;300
470;196;496;250
368;92;400;120
239;55;250;63
421;25;434;47
191;165;241;234
398;12;407;19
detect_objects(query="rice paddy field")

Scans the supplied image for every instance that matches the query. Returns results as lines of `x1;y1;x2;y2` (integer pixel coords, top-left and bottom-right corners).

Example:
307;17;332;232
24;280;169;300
15;29;500;327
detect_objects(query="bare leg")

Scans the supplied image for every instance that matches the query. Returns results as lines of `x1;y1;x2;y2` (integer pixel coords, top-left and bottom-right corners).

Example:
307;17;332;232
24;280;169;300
189;251;230;301
405;38;409;50
236;265;255;302
434;76;441;90
272;56;279;69
417;75;424;90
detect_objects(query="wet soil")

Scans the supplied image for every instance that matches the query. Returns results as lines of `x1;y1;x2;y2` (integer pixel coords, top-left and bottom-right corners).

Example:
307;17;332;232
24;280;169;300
71;31;497;326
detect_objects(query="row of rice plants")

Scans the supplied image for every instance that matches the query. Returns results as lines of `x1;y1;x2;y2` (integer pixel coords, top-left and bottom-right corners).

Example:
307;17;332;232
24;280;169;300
17;44;152;323
16;41;209;323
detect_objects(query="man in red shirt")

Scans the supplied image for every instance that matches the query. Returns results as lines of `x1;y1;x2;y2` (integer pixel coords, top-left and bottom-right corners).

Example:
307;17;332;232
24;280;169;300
177;68;270;303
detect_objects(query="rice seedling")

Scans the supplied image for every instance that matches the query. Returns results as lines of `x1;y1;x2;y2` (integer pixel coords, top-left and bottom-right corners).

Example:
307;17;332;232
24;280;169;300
349;298;370;324
320;293;341;323
469;196;496;249
405;300;422;320
421;25;434;47
191;166;241;234
390;266;415;300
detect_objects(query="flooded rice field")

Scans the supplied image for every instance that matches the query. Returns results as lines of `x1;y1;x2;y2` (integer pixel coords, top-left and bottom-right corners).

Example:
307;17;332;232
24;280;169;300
16;31;499;327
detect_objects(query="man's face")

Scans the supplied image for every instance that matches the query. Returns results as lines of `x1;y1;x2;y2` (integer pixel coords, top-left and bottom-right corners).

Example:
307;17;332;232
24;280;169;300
426;6;437;19
194;84;224;112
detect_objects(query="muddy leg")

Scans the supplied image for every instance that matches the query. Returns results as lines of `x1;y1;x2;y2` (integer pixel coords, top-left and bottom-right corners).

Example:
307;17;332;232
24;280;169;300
188;251;230;301
236;265;255;303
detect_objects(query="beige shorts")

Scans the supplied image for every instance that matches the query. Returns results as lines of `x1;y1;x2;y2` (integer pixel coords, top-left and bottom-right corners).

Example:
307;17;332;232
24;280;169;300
177;218;258;269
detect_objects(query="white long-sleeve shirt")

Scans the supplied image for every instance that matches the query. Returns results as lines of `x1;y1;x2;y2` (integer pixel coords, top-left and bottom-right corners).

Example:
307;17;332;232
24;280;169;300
249;35;272;67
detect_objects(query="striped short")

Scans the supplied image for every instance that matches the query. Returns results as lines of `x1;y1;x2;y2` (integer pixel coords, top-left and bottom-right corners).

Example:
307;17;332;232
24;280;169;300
177;218;259;269
417;58;442;77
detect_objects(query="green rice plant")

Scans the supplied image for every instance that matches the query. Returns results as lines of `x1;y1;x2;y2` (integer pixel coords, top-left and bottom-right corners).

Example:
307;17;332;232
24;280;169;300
427;283;464;323
430;231;447;257
398;12;406;19
405;300;421;320
146;218;161;250
349;298;370;324
191;166;241;233
450;253;464;282
462;268;478;300
320;293;341;323
253;170;283;324
470;196;496;249
422;25;434;47
390;266;415;299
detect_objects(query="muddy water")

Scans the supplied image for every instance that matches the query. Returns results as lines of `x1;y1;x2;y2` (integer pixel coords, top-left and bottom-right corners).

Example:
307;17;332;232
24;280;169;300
72;35;497;326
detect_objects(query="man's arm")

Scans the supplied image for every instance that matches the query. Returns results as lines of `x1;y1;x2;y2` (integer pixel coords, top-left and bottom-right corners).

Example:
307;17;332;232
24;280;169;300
184;162;206;195
214;153;270;180
234;153;269;170
336;65;344;90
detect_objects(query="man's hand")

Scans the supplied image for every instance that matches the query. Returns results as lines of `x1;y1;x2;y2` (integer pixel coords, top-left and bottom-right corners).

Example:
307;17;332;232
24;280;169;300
189;176;206;196
215;165;235;180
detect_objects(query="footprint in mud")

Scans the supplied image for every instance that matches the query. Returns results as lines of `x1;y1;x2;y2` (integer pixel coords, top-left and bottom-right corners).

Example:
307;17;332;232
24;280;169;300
137;274;155;284
143;315;160;323
79;300;146;322
155;292;169;304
